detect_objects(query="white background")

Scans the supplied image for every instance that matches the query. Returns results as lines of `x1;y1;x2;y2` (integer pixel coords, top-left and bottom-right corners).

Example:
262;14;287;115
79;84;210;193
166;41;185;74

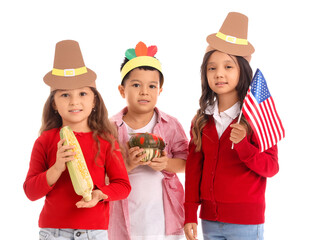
0;0;312;239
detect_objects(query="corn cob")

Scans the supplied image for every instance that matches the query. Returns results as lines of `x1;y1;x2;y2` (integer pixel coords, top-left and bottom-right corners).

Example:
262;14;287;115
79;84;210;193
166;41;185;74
60;126;94;201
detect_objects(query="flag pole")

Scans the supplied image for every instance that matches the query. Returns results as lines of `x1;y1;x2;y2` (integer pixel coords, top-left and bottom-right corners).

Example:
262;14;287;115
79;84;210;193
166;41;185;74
231;110;243;149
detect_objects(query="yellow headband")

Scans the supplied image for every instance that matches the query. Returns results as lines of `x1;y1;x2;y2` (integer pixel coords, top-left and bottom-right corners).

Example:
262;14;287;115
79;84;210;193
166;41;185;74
216;32;248;45
121;56;162;80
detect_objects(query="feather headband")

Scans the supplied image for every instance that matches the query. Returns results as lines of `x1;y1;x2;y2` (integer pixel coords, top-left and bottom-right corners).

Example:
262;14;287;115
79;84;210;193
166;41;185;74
121;41;162;80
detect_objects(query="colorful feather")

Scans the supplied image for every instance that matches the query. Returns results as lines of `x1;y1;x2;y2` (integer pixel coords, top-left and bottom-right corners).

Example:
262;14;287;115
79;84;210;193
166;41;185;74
147;45;157;57
125;48;136;60
135;41;148;56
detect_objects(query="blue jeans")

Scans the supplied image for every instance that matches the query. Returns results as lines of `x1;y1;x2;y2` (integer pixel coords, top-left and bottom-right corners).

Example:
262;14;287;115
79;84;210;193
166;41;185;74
39;228;108;240
201;220;264;240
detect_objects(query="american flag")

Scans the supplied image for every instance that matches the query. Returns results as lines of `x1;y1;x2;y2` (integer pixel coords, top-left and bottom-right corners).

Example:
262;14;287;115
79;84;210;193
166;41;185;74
242;69;285;152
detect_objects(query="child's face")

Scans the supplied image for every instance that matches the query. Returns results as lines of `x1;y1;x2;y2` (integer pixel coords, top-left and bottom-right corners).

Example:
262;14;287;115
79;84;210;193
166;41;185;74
206;51;240;99
53;87;95;131
118;68;162;115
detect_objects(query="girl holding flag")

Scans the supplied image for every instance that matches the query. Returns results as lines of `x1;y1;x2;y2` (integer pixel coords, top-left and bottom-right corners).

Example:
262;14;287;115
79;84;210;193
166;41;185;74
184;12;281;240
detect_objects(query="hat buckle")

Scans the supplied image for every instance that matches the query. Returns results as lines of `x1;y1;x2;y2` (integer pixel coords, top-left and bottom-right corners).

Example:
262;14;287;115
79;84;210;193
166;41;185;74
225;35;237;44
64;69;75;77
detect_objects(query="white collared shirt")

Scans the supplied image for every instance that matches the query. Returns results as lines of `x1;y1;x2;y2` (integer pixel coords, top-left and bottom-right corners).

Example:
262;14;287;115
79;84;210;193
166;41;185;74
205;101;241;138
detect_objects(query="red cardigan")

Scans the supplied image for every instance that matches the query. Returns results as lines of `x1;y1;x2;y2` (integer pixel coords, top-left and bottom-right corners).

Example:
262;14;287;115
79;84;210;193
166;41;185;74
184;116;279;225
24;128;131;230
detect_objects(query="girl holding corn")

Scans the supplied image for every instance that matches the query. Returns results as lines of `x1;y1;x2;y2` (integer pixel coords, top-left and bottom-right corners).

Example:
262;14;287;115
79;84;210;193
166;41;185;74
23;40;131;240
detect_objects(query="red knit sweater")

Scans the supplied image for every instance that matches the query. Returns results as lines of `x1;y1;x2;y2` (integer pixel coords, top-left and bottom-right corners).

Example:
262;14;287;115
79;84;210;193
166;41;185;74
24;128;131;229
184;116;279;225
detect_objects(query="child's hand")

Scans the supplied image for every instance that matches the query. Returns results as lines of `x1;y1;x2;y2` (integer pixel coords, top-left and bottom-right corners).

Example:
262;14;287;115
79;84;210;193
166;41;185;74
76;189;108;208
46;139;76;187
54;139;76;173
148;151;168;172
126;146;149;171
230;123;247;144
184;223;198;240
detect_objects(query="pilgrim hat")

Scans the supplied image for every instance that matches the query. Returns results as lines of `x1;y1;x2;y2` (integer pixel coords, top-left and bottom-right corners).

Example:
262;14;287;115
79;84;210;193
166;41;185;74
44;40;96;90
206;12;254;57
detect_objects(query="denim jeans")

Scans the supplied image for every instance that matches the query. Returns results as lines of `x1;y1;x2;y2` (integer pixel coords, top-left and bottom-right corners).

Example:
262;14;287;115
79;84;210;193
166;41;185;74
201;220;264;240
39;228;108;240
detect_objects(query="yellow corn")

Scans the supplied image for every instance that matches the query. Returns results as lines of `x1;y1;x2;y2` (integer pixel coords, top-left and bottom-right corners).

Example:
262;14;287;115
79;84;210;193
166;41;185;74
60;126;94;201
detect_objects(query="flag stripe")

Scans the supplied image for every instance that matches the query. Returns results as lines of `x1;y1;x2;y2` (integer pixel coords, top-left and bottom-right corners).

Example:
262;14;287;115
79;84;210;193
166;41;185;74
247;94;269;150
242;102;264;152
260;101;274;147
264;98;280;143
243;94;265;152
268;97;285;139
258;101;273;148
262;100;277;144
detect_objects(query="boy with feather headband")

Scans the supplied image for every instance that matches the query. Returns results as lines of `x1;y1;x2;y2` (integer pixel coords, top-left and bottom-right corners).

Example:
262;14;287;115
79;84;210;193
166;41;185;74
108;41;189;240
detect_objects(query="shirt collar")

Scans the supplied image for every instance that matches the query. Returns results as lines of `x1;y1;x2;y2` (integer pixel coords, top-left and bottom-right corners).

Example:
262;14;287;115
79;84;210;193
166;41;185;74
205;101;241;120
110;107;169;127
224;102;241;120
110;107;127;127
154;107;169;123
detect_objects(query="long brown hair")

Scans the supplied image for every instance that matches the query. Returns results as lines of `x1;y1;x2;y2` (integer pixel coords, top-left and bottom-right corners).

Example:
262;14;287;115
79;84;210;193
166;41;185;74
192;50;253;151
40;87;118;159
